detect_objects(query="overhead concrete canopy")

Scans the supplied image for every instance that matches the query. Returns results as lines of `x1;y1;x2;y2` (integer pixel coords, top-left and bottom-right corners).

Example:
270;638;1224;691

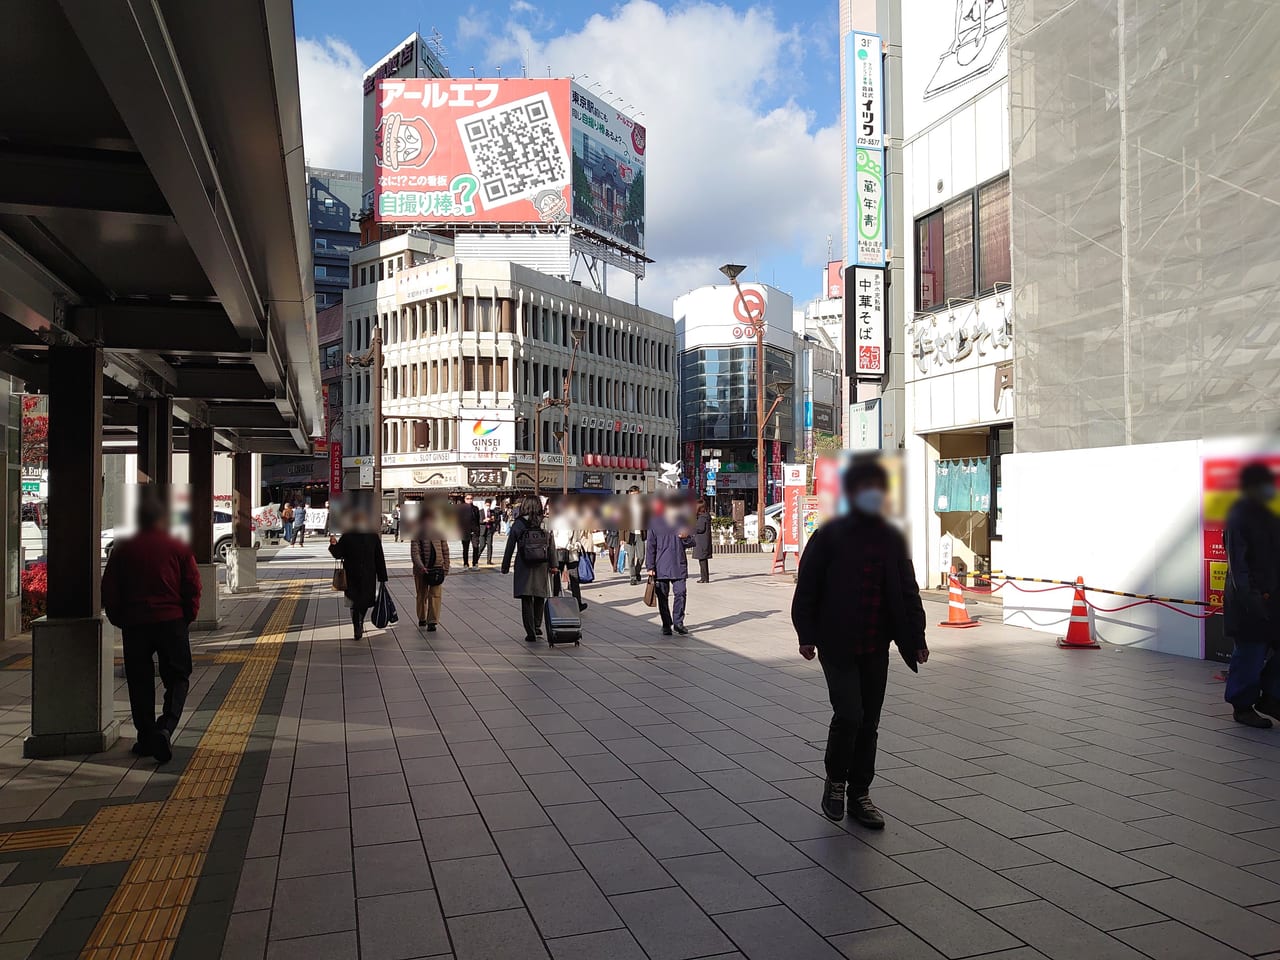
0;0;321;453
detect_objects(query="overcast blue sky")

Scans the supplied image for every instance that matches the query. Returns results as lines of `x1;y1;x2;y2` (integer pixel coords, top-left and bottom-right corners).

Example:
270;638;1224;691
294;0;842;311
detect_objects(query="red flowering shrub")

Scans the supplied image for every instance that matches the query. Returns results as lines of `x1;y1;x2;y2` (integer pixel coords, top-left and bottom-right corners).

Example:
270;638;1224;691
21;562;47;629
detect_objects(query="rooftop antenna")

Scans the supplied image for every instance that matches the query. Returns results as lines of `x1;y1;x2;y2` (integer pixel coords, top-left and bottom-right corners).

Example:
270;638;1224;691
469;65;476;77
427;28;447;63
547;65;552;77
826;234;832;262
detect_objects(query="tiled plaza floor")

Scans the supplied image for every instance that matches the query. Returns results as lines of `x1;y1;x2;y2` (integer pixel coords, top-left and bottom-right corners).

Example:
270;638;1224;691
2;540;1280;959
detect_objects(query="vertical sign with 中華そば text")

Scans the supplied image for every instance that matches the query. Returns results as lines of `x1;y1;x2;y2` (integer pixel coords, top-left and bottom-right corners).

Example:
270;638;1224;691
848;267;886;378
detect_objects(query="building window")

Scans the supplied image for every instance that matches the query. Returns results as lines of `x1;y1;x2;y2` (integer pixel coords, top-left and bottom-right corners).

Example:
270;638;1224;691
978;176;1011;293
915;174;1010;311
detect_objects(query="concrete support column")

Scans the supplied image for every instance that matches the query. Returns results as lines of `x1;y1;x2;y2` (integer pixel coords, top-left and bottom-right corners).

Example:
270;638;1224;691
227;451;257;594
136;398;174;489
26;345;118;758
189;426;220;629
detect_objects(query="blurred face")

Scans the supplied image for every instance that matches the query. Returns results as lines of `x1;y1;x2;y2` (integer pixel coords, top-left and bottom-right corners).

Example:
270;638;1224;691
464;495;473;505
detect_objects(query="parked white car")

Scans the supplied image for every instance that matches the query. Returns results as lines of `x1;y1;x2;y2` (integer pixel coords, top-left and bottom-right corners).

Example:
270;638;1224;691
101;509;260;563
742;502;785;543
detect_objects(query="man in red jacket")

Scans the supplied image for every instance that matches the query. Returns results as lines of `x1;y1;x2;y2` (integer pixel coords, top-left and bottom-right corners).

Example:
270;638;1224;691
101;491;200;764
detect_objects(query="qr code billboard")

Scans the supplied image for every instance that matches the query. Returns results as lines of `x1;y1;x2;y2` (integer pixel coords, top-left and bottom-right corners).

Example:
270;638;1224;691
374;78;572;225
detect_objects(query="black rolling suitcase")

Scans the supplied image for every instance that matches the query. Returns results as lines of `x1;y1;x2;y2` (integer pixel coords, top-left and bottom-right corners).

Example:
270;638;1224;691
543;596;582;646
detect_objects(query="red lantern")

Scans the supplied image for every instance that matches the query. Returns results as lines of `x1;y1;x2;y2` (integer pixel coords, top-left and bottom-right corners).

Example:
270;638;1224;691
586;454;595;467
609;456;617;468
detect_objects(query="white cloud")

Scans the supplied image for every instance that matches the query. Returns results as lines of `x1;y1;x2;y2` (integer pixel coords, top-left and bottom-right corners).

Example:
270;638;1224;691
297;37;364;170
480;0;840;311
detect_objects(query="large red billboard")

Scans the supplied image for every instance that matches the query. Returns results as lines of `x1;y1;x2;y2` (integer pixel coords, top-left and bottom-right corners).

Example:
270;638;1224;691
374;78;572;226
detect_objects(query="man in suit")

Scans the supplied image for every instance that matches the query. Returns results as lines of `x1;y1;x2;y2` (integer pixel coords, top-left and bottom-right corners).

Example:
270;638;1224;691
456;494;482;568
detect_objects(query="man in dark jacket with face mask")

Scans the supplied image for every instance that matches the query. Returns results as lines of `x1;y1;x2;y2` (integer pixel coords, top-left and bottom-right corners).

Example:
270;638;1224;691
791;458;928;829
1223;462;1280;728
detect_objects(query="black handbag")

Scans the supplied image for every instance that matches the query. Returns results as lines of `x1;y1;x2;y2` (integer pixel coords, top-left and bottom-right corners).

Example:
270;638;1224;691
425;542;446;586
371;582;399;629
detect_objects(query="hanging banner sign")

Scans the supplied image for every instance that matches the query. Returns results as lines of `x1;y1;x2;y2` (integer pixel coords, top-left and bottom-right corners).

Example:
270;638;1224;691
851;148;886;267
850;33;884;149
849;267;886;377
330;441;344;495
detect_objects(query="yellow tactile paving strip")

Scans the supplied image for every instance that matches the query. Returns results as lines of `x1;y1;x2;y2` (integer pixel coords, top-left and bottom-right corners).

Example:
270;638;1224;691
0;824;84;851
65;580;305;960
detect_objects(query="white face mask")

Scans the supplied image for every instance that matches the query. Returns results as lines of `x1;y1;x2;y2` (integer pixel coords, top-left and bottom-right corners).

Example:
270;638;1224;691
852;488;886;515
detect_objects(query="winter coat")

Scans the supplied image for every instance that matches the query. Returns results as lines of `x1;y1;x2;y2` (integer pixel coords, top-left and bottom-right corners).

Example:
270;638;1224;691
410;529;451;576
456;502;482;536
328;531;387;609
791;513;926;670
501;516;552;598
644;514;694;581
1224;497;1280;644
692;514;713;561
101;528;201;627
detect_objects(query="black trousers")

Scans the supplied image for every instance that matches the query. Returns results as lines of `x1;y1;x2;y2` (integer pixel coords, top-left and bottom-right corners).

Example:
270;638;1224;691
480;529;495;563
629;539;645;583
520;596;547;639
462;534;480;566
698;559;710;581
551;560;582;604
122;619;193;741
351;605;369;639
820;652;890;793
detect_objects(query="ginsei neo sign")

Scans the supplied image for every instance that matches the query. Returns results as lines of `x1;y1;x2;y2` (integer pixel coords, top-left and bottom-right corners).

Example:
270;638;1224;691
459;408;516;455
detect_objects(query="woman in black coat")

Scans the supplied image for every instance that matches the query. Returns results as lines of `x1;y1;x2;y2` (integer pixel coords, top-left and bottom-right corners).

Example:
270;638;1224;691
502;495;556;643
328;511;388;641
692;501;713;583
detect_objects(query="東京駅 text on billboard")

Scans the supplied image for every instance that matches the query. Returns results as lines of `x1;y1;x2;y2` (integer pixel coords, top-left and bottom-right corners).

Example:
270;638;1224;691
373;78;646;257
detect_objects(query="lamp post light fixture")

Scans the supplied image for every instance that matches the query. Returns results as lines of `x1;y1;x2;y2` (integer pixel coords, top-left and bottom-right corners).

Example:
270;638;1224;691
720;263;768;533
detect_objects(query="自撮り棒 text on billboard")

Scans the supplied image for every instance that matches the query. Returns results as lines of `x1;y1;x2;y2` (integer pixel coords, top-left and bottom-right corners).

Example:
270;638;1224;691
374;79;573;225
568;84;646;256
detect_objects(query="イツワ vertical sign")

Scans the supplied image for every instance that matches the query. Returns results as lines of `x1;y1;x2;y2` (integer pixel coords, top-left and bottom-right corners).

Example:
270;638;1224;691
851;33;883;149
850;268;886;377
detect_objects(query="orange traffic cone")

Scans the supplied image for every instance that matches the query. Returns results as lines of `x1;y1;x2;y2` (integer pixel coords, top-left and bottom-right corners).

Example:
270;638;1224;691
1058;576;1100;648
939;567;979;628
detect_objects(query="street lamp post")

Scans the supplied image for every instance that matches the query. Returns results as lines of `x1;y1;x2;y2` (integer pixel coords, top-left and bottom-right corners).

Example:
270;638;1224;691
720;263;768;536
347;326;382;518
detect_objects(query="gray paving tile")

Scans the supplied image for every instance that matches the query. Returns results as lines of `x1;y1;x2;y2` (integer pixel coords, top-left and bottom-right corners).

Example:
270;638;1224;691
1130;842;1280;906
395;732;450;758
547;929;648;960
830;923;947;959
264;930;358;960
1034;804;1166;852
566;752;636;784
518;869;622;938
610;887;735;960
1019;832;1165;887
449;907;551;960
494;824;582;877
525;770;597;805
793;834;920;891
233;857;278;913
1121;877;1280;955
663;743;738;773
1041;782;1164;822
460;760;526;796
288;764;349;797
872;784;966;826
954;773;1071;811
348;772;410;807
1112;919;1255;960
707;822;814;876
698;768;786;803
278;827;353;879
418;813;497;862
591;779;673;817
758;866;893;935
477;789;553;831
0;877;75;944
880;766;978;801
269;872;357;940
432;854;523;917
623;812;717;859
864;882;1022;959
1133;814;1277;866
575;838;675;895
936;795;1059;838
544;731;608;756
247;817;285;857
222;908;270;960
547;800;631;845
661;852;778;914
351;801;419;845
630;760;707;794
894;848;1036;909
740;797;847;841
353;840;432;897
665;788;757;829
1000;862;1164;931
452;739;509;766
918;820;1047;870
346;747;402;778
402;754;462;785
411;780;478;819
980;899;1147;960
732;750;812;783
507;746;573;775
607;737;671;765
285;792;350;832
357;890;450;959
